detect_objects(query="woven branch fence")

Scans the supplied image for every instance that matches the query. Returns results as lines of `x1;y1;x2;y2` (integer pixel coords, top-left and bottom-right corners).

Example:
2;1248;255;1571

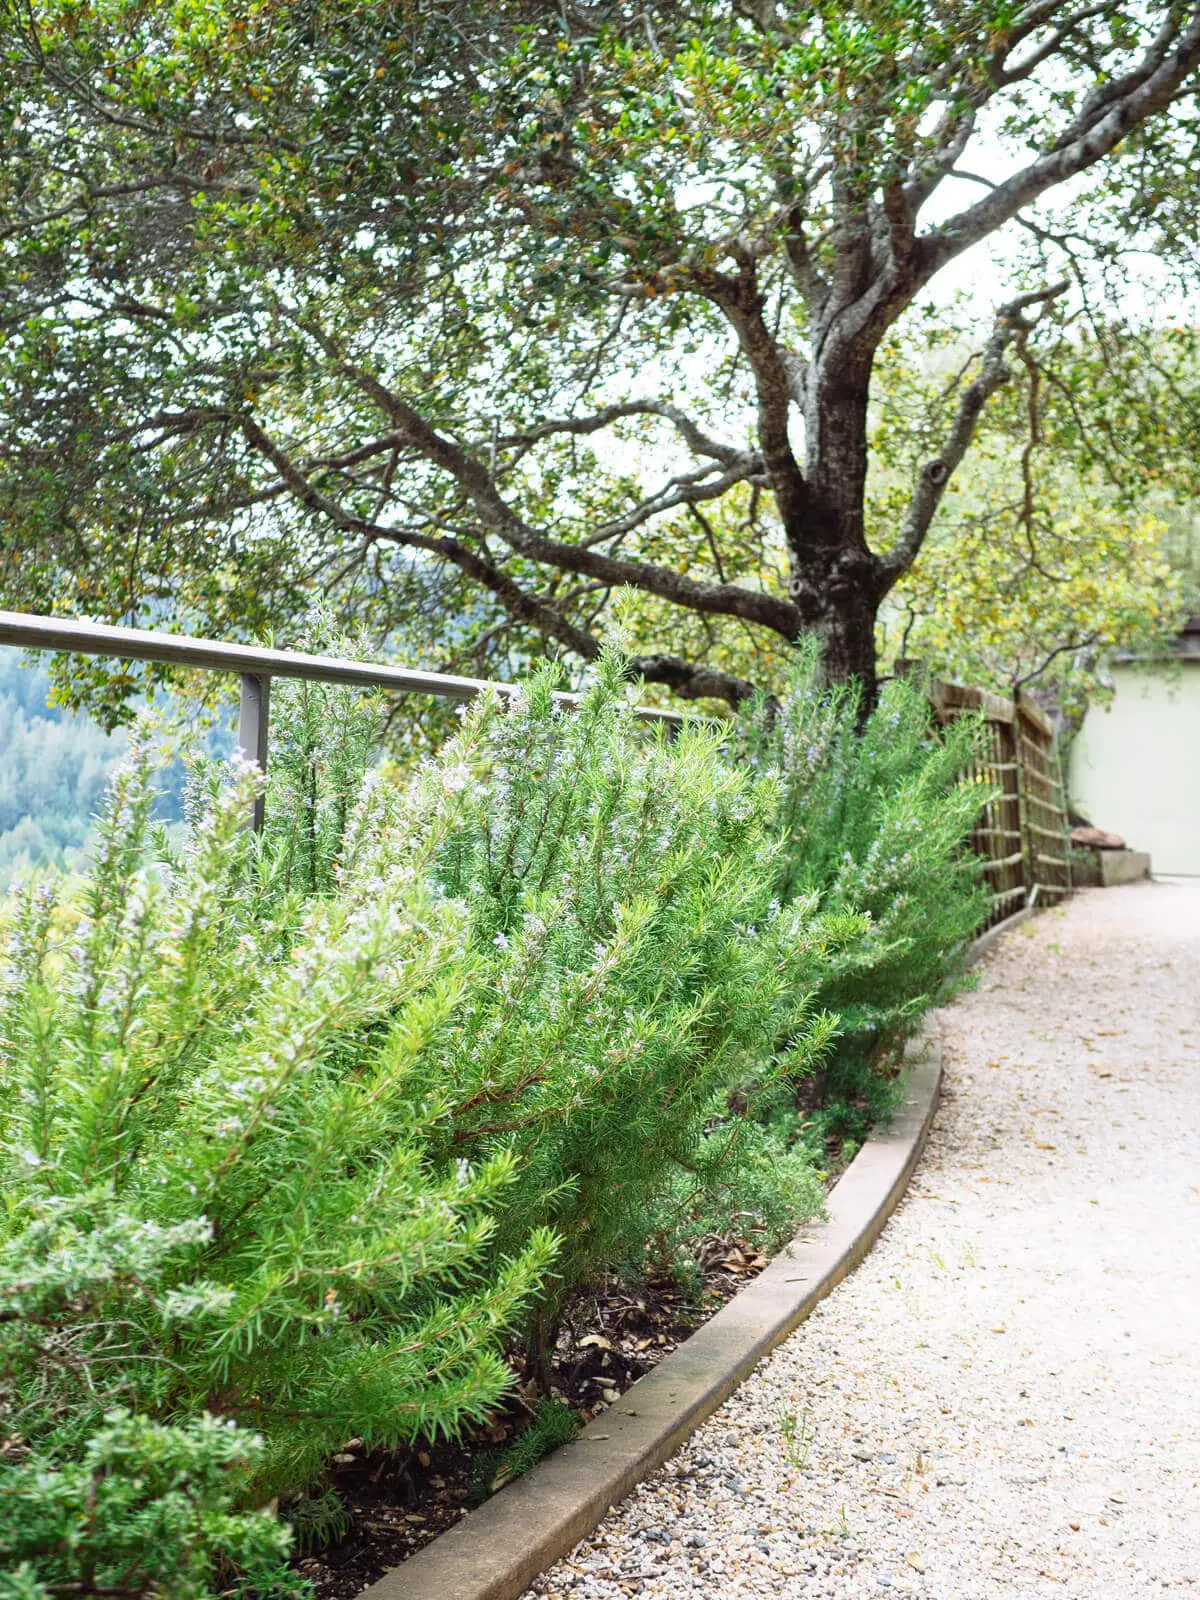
930;681;1073;932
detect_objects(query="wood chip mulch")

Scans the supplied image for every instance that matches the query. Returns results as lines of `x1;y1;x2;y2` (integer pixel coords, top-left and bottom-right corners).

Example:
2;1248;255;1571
297;1231;771;1599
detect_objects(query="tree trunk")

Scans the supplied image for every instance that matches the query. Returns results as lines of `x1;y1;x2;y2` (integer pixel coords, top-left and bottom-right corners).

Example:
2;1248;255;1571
786;347;884;713
811;591;880;710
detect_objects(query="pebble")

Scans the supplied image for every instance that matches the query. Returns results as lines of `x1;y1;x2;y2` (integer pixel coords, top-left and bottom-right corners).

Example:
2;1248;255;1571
518;884;1200;1597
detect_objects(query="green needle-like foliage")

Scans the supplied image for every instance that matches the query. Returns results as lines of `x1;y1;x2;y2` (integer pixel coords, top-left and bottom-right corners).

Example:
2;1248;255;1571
736;647;990;1134
0;642;988;1592
0;735;555;1589
0;1411;302;1600
417;653;854;1347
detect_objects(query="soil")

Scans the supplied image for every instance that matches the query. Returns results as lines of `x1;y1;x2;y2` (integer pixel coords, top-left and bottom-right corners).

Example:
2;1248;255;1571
296;1231;771;1600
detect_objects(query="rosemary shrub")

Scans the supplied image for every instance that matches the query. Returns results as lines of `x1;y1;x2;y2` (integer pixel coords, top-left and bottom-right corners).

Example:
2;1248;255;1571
0;644;988;1594
737;651;989;1140
0;735;555;1594
417;655;856;1359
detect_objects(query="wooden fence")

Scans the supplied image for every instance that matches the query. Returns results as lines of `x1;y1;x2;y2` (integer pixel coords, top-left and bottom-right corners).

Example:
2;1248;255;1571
930;681;1073;932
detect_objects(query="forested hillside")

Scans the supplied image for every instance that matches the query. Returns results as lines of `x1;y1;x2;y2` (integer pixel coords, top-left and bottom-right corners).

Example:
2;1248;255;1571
0;654;202;885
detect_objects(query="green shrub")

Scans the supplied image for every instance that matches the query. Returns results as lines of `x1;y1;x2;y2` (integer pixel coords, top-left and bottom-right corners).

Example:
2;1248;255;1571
736;649;989;1125
641;1099;830;1273
0;652;843;1581
0;639;988;1594
258;626;385;901
0;738;556;1518
467;1397;581;1504
0;1411;299;1600
317;652;854;1360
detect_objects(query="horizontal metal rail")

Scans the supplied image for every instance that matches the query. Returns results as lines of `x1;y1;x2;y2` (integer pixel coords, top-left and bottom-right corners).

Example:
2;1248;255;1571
0;609;685;829
0;610;683;720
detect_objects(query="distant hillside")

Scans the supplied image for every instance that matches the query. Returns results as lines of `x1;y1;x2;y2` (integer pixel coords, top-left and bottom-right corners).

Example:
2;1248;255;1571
0;654;212;887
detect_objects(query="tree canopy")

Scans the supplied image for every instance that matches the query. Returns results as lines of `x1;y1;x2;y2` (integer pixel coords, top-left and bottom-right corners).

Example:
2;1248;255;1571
870;318;1198;710
4;0;1200;716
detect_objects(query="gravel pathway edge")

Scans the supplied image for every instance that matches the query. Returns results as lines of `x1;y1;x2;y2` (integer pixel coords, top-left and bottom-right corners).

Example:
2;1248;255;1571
518;883;1200;1600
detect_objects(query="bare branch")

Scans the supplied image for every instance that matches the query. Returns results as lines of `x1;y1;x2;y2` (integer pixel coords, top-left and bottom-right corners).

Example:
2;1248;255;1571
240;412;759;705
994;3;1111;85
694;267;810;534
239;417;602;660
0;177;200;241
626;653;756;706
686;503;729;584
582;457;764;546
292;323;805;639
903;104;978;217
1013;631;1101;689
490;400;747;466
773;158;833;315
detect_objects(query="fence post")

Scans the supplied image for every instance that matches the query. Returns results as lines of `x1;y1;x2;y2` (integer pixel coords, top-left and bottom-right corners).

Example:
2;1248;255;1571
1012;703;1035;905
238;672;271;831
1060;747;1074;895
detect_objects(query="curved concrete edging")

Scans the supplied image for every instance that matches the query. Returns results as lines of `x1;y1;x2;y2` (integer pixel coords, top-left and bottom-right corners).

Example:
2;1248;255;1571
362;1029;945;1600
965;905;1035;968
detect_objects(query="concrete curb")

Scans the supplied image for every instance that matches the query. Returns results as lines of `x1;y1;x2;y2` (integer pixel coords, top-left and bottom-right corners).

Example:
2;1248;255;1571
965;905;1036;967
363;1031;947;1600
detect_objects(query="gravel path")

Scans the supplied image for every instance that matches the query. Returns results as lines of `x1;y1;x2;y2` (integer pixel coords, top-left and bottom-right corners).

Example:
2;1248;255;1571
523;881;1200;1598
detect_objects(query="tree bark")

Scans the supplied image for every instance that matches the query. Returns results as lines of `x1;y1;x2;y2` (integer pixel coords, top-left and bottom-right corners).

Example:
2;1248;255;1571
785;346;884;711
809;588;880;710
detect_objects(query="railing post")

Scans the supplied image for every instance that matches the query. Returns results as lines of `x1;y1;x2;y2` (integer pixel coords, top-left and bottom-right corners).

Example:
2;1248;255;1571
238;673;271;831
1059;748;1074;895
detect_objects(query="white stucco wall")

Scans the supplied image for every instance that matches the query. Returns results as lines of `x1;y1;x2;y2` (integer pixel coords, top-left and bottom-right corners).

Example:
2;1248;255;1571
1071;663;1200;876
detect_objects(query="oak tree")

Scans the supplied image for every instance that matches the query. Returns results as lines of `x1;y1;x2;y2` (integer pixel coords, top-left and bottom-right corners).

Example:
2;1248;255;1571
4;0;1200;712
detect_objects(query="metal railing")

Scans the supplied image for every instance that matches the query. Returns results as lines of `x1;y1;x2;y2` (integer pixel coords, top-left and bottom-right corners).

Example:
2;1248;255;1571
0;610;683;829
0;611;1077;918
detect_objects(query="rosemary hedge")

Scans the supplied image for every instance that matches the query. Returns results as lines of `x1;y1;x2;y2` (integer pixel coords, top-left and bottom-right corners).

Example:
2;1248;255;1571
0;650;985;1598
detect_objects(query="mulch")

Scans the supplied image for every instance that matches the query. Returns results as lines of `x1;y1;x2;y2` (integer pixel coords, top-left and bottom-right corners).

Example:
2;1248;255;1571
297;1231;771;1600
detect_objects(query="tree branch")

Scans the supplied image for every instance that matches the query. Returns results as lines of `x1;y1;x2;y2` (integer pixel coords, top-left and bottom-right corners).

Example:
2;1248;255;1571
694;267;810;534
993;2;1111;86
1013;631;1102;689
581;457;765;547
877;282;1069;588
491;400;746;466
626;653;756;706
918;7;1200;282
0;176;209;241
903;103;979;217
291;324;805;638
239;417;602;661
241;416;759;705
